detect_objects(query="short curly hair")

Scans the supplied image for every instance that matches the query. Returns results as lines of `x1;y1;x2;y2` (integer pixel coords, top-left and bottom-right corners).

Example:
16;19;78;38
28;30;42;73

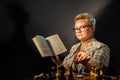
74;13;96;27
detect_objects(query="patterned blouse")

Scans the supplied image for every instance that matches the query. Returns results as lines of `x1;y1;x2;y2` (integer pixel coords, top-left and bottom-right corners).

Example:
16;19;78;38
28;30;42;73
62;38;110;74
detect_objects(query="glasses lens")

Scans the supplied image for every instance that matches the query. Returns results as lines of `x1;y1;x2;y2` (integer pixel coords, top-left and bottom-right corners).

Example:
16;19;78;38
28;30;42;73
73;24;92;32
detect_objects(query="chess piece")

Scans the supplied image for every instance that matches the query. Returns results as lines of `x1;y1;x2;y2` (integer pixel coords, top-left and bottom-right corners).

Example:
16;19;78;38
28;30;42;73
51;66;56;79
64;64;71;80
64;64;75;80
34;73;45;80
55;65;61;80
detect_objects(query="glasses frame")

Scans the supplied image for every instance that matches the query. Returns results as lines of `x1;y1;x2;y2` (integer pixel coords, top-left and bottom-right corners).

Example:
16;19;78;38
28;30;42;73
73;24;92;32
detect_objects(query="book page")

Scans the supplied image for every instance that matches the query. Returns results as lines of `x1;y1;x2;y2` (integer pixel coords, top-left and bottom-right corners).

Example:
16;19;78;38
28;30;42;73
45;34;67;55
32;35;53;57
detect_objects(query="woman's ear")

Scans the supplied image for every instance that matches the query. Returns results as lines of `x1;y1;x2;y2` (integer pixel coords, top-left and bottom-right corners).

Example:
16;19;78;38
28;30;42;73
92;26;95;31
92;27;95;32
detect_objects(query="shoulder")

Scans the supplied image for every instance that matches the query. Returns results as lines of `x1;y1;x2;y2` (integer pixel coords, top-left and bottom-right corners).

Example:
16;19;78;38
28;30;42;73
90;38;110;50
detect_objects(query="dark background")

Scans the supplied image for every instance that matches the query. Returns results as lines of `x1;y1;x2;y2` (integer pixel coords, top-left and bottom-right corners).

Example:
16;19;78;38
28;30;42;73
0;0;120;80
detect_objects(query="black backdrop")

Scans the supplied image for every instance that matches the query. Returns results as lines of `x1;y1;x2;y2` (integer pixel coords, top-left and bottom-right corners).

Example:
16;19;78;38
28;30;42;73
0;0;120;80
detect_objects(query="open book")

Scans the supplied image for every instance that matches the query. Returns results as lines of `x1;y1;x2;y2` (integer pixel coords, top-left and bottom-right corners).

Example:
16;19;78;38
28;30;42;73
32;34;67;57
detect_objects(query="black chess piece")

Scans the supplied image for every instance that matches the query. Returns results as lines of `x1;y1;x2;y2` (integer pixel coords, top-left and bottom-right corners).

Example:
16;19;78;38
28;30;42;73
69;66;75;80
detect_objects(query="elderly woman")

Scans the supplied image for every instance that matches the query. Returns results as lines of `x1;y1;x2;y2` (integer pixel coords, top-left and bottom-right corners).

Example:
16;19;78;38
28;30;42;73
51;13;110;75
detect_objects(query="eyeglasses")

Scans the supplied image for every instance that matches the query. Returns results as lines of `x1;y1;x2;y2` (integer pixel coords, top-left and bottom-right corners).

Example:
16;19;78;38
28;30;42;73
73;24;92;32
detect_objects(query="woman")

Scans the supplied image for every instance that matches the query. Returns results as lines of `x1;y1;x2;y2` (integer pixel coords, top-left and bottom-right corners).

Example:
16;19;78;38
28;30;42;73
51;13;110;74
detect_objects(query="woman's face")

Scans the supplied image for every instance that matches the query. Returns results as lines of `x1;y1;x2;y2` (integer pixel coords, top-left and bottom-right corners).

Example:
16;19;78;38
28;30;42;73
74;19;94;42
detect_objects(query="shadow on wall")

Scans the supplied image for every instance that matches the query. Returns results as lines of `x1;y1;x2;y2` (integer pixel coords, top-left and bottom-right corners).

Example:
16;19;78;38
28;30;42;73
3;1;30;80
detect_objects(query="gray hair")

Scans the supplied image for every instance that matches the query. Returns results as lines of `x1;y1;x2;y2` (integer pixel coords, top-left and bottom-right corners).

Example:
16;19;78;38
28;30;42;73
74;13;96;27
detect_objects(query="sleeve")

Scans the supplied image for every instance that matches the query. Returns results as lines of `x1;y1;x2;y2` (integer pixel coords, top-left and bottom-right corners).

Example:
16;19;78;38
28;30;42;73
91;44;110;67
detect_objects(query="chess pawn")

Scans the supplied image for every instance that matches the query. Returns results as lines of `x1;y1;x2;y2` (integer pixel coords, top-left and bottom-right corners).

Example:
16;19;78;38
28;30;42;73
98;65;103;76
94;66;99;78
99;68;103;76
64;64;71;80
90;66;95;77
55;65;61;80
64;70;70;80
50;66;56;79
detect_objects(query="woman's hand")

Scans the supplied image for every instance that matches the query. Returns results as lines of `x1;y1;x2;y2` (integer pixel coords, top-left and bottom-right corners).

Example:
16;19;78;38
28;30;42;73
74;52;90;64
51;55;62;65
